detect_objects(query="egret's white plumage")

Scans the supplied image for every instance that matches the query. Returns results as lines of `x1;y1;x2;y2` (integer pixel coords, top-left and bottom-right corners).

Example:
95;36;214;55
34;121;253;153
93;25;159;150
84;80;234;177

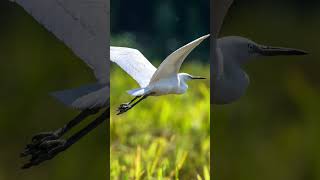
111;34;209;114
212;0;307;104
12;0;110;110
110;47;156;88
149;35;209;84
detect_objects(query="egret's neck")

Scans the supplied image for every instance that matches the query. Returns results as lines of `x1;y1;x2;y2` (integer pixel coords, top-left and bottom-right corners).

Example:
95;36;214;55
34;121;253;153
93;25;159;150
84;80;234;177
218;46;256;65
213;63;249;104
178;74;189;86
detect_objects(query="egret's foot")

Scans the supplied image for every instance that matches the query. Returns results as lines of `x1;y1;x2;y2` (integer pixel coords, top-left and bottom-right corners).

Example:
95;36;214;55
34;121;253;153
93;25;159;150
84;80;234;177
21;130;61;157
21;139;67;169
116;104;131;115
31;131;61;144
20;129;65;168
119;103;130;108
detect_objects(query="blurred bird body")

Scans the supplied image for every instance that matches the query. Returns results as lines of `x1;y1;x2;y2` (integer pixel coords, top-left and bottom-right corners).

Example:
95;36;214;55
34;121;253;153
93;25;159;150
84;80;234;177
213;36;307;104
11;0;110;168
212;0;308;104
51;83;109;110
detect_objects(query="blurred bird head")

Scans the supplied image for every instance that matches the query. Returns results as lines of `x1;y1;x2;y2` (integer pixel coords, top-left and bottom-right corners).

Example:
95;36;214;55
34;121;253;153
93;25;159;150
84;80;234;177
179;73;206;82
218;36;308;65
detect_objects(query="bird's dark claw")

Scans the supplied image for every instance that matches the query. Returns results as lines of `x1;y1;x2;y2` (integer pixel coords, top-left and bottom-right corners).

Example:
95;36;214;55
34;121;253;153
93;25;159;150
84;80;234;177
31;131;60;143
21;131;67;169
119;103;130;108
116;103;131;115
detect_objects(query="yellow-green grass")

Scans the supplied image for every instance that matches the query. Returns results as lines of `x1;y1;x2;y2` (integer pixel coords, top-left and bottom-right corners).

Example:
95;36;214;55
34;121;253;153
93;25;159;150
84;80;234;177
110;62;210;179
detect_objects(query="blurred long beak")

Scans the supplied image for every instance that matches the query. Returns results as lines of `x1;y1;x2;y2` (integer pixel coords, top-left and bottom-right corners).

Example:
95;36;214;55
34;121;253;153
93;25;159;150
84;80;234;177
191;76;206;80
258;45;308;56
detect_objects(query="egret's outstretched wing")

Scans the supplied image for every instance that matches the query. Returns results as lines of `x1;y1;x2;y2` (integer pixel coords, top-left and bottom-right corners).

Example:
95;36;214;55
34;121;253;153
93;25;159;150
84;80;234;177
110;46;157;88
213;0;234;37
13;0;109;84
149;34;209;84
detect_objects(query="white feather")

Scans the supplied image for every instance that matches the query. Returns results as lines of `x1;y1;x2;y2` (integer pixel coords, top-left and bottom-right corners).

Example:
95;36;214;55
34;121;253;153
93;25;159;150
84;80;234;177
110;46;157;87
149;34;209;84
13;0;109;84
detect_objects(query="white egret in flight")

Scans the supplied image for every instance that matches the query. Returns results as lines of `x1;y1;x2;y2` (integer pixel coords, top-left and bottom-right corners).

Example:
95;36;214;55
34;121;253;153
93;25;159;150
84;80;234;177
111;34;209;115
10;0;109;168
212;0;308;104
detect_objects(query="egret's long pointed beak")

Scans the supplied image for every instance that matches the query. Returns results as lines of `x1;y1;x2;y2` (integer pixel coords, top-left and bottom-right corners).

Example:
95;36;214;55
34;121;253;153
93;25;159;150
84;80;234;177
191;76;206;80
258;45;308;56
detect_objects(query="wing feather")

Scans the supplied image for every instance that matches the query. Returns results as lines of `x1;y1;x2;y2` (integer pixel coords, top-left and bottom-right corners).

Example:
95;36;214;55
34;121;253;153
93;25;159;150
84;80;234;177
110;46;157;88
149;34;209;84
213;0;234;37
13;0;109;84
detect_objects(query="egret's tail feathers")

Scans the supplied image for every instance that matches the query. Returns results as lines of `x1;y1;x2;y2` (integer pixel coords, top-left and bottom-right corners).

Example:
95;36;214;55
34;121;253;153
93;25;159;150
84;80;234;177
50;83;109;110
127;87;150;96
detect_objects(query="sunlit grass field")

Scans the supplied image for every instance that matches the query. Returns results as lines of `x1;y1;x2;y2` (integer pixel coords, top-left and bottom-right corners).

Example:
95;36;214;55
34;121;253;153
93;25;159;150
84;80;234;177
110;63;210;179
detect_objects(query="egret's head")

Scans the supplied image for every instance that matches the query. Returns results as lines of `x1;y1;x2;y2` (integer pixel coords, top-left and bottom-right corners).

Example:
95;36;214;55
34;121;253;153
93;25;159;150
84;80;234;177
218;36;308;64
179;73;206;81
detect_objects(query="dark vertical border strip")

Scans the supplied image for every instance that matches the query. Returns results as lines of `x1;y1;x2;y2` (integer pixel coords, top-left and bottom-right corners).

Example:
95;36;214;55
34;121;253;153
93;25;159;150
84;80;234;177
210;0;216;178
106;0;110;179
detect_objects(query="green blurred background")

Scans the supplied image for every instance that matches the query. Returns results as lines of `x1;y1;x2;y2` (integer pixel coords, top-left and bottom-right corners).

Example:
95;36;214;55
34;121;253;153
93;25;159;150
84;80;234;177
214;0;320;180
111;0;210;179
0;1;107;180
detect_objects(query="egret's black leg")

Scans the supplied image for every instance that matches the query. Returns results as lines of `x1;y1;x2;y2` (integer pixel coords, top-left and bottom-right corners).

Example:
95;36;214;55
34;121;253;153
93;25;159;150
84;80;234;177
59;108;100;136
117;94;150;115
21;108;109;169
121;96;141;106
34;108;100;140
130;95;149;109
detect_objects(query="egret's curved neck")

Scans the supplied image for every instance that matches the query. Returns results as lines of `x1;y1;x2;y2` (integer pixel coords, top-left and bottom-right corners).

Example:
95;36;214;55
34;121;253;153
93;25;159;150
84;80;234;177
178;74;189;86
213;62;249;104
218;44;255;65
